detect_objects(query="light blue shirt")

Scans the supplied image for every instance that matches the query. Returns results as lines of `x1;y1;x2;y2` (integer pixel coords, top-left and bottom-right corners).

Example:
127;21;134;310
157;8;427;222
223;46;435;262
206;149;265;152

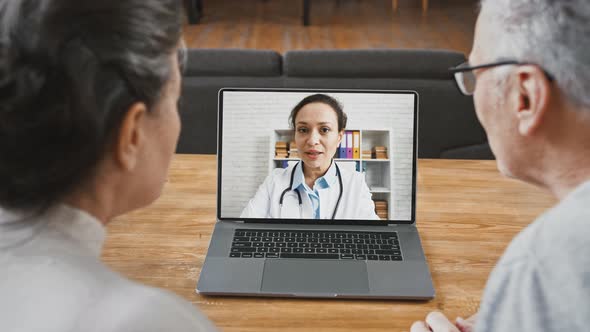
291;161;338;219
476;180;590;332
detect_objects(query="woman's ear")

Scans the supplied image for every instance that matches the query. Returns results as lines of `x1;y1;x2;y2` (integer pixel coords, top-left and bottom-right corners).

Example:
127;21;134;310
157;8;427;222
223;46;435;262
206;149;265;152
514;66;552;137
338;130;344;144
114;102;148;171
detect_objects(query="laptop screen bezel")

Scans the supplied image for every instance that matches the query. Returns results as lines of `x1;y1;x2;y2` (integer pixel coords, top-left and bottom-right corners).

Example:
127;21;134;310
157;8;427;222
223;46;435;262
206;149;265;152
216;88;418;226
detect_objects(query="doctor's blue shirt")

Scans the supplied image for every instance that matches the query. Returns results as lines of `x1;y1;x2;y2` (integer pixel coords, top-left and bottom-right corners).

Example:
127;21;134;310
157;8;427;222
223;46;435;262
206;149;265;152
291;161;338;219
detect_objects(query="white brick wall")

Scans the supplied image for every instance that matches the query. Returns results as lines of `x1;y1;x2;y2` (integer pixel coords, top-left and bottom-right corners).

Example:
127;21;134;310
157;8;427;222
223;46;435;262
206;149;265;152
220;91;415;220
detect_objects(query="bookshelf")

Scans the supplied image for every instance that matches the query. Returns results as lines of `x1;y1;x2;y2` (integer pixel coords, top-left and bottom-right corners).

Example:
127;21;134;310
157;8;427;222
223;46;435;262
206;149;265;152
270;129;394;220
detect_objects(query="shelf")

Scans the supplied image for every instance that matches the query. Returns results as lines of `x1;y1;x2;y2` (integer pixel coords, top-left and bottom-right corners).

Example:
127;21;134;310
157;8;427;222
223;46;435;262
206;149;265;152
275;158;388;162
271;128;394;219
370;187;391;193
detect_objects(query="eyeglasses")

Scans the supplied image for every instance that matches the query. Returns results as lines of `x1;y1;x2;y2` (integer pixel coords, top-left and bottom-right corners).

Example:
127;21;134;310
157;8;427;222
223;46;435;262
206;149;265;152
449;60;555;96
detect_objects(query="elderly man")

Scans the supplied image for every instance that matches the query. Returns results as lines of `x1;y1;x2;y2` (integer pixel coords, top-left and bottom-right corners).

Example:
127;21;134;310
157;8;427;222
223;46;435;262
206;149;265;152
411;0;590;331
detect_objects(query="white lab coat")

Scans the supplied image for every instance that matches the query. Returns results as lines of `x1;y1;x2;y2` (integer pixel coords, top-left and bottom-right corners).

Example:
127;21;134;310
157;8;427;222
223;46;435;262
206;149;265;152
240;163;380;220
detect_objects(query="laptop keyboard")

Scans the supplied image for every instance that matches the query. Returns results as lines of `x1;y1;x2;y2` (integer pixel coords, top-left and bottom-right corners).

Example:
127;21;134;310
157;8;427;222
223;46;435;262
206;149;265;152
229;229;402;261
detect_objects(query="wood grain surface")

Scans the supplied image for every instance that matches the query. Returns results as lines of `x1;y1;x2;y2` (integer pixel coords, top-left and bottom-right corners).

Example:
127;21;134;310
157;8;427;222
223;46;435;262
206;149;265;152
182;0;478;55
102;154;556;331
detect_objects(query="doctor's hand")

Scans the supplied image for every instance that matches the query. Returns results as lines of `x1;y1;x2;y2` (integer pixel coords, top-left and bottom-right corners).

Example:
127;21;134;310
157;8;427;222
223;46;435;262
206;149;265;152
410;312;462;332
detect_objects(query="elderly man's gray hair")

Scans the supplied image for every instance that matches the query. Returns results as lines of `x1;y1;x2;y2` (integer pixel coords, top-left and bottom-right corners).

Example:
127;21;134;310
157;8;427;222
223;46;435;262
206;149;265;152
480;0;590;109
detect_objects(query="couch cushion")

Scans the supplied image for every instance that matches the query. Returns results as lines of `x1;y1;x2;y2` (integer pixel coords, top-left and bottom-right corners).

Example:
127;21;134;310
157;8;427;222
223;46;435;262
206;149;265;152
284;49;465;79
184;49;282;77
440;143;495;159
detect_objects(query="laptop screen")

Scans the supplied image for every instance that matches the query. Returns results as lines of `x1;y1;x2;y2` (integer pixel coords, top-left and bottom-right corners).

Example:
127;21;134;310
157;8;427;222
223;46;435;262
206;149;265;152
217;89;417;225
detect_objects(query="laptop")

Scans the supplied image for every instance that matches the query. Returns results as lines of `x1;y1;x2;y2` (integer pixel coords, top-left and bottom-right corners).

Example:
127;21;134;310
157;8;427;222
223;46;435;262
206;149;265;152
197;88;435;299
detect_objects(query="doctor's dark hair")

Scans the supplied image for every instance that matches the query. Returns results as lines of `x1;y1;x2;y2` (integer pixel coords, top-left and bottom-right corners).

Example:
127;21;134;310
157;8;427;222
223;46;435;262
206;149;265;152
289;94;348;132
0;0;184;212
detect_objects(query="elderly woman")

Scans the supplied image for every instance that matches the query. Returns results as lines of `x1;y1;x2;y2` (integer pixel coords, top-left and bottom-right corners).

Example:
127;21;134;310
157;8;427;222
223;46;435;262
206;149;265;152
240;94;379;220
0;0;215;330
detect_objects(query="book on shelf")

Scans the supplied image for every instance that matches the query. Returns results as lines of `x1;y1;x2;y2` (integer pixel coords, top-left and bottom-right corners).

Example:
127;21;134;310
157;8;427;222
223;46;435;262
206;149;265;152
352;131;360;159
374;199;387;205
361;150;372;159
357;161;367;173
346;131;353;159
336;130;360;159
373;199;388;220
275;152;288;158
275;141;288;158
288;140;299;159
372;146;388;159
338;134;347;158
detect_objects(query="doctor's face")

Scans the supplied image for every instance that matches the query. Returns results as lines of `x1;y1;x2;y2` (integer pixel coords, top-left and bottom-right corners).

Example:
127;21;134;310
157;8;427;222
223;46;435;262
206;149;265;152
294;102;343;172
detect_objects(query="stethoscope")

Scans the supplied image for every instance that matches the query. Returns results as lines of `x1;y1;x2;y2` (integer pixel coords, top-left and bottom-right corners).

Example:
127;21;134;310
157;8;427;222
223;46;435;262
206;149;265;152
278;161;343;219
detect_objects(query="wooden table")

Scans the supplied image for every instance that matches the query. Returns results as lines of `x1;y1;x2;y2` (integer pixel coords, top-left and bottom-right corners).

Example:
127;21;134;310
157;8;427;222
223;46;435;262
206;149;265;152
102;154;555;331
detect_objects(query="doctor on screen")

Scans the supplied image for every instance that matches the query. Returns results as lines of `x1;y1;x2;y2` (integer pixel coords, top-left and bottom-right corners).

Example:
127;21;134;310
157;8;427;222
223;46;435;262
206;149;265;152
240;94;380;220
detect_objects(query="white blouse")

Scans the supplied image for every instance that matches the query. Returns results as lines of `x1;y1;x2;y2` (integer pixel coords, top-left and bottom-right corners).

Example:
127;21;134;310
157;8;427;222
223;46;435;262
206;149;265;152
0;204;216;332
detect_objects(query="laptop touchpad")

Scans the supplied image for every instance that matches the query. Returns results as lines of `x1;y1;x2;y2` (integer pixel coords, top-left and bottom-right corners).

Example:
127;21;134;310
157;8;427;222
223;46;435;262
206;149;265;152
261;259;369;295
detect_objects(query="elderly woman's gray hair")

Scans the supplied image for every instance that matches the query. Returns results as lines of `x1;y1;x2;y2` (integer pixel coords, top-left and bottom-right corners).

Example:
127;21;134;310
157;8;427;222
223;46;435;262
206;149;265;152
480;0;590;109
0;0;184;212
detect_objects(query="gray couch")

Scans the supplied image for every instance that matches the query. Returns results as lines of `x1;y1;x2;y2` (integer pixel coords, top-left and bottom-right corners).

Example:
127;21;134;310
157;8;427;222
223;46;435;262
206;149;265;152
178;48;493;159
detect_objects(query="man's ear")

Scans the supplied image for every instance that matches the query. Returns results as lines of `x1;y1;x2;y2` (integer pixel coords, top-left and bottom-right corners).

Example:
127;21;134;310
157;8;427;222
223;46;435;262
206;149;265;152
114;102;148;171
515;66;552;136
